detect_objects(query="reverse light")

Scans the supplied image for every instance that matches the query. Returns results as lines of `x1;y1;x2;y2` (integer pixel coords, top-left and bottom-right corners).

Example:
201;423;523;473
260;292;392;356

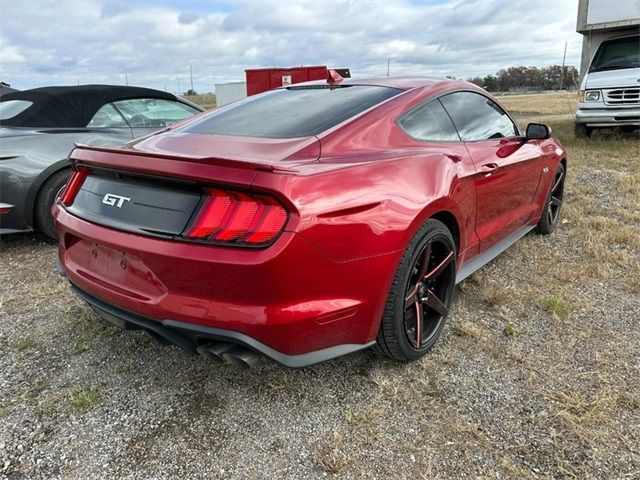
185;188;288;246
60;168;88;206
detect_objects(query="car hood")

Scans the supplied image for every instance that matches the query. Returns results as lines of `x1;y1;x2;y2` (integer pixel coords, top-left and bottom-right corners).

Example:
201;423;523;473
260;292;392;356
584;67;640;89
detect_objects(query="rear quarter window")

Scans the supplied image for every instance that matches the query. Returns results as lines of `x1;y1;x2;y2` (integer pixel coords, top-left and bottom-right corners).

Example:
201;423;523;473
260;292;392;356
181;85;402;138
0;100;33;121
398;99;460;142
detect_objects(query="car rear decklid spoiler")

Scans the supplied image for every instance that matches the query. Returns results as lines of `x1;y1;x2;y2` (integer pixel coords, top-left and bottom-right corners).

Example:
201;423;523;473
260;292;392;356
71;132;321;176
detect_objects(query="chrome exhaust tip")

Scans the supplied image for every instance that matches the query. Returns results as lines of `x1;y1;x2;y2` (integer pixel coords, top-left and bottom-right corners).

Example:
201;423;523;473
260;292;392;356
196;342;234;363
222;346;261;369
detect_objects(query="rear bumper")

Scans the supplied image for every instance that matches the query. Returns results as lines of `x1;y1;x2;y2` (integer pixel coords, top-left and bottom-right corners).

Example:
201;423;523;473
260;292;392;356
54;204;396;359
67;282;374;367
575;107;640;127
0;202;31;233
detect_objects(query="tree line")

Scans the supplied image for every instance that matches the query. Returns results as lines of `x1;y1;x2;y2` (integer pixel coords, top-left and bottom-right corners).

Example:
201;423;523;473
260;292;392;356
466;65;579;92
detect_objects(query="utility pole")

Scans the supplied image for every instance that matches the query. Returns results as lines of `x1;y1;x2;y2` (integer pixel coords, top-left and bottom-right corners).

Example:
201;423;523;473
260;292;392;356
189;64;194;93
559;41;567;91
177;77;181;94
386;57;390;77
125;73;128;86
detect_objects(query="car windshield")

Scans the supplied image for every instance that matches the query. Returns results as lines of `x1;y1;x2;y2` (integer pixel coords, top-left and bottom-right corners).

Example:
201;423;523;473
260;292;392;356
0;100;33;121
180;85;402;138
589;36;640;72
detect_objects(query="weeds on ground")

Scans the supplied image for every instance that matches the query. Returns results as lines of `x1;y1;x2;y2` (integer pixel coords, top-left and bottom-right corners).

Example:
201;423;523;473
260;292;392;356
69;386;101;412
315;434;348;474
503;322;519;336
540;292;571;319
70;339;90;355
14;337;37;351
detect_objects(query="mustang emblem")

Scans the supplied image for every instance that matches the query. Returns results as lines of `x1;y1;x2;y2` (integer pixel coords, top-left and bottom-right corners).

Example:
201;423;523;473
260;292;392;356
102;193;131;208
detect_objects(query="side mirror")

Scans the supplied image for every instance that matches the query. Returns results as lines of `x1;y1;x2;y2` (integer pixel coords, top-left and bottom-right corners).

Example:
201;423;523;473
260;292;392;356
525;123;551;140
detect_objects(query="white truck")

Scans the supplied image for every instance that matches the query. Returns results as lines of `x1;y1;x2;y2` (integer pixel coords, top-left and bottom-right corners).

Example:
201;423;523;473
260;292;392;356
575;0;640;137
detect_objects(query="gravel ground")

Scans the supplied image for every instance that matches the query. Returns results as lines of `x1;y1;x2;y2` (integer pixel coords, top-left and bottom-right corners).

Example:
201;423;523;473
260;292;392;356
1;118;639;479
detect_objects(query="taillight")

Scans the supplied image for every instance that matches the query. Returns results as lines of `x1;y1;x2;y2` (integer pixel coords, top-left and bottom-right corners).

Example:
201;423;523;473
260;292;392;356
185;188;287;246
60;168;88;206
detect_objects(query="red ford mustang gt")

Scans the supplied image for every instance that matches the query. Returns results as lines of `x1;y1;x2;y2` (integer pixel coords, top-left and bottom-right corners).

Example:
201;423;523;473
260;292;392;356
53;76;566;368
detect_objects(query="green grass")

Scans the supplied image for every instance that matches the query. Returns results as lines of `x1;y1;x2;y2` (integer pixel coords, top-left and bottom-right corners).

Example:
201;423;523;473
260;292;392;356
15;337;36;351
540;292;571;319
69;386;102;411
503;322;519;336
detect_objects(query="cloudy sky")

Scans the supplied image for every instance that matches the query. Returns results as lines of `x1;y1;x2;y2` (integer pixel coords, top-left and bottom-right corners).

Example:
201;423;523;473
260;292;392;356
1;0;582;93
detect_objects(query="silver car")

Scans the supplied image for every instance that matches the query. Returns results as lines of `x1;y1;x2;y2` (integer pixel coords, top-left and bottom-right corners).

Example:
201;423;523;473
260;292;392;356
0;85;203;238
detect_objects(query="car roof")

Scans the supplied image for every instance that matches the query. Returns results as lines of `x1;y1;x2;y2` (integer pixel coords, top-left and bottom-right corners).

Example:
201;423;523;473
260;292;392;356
0;84;181;128
300;76;467;91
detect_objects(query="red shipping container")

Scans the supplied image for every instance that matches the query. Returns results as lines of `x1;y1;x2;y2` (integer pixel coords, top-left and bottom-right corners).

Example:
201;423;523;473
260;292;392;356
245;66;328;96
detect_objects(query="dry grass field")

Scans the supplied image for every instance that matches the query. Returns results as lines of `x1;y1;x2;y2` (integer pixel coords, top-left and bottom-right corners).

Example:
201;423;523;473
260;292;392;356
497;91;578;117
184;92;216;109
0;93;638;479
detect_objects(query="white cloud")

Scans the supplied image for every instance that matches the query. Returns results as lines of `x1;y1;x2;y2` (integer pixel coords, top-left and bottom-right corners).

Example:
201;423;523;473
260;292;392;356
0;0;581;92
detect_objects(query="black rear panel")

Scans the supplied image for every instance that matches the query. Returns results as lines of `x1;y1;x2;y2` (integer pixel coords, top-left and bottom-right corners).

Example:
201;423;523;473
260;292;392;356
67;171;202;237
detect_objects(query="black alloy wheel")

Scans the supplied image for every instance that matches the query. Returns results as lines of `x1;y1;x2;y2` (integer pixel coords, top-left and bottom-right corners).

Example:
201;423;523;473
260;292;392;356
403;238;455;349
537;163;565;235
376;219;456;361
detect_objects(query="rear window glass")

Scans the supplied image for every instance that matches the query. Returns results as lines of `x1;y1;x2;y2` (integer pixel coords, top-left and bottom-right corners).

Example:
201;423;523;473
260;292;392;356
0;100;33;120
181;85;402;138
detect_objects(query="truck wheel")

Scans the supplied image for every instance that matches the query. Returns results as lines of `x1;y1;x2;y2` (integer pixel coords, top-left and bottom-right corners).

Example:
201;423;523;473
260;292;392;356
574;123;592;139
35;169;71;240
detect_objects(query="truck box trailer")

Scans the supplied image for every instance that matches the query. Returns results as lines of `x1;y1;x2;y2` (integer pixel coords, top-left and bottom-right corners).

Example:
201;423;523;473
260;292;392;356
214;82;247;107
245;66;329;96
574;0;640;137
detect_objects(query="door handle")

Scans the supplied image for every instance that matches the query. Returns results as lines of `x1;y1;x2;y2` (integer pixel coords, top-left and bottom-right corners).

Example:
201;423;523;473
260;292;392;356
481;163;499;177
481;163;499;171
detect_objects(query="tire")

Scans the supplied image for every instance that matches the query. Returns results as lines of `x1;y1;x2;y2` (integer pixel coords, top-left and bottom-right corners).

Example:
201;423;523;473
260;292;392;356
376;219;456;362
536;163;565;235
35;169;71;240
574;123;592;139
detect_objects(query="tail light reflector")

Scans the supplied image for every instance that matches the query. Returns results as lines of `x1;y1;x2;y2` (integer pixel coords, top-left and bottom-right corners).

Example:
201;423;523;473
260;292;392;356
185;188;287;246
60;168;88;206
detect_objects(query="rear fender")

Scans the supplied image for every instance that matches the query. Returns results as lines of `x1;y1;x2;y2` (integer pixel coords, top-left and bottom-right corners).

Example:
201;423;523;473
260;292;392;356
26;159;70;226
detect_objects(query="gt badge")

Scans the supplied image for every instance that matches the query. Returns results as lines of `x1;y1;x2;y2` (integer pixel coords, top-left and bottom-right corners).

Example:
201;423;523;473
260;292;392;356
102;193;131;208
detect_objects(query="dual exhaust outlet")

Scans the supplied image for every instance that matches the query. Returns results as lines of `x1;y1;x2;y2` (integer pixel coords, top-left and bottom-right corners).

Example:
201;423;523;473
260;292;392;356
196;342;261;369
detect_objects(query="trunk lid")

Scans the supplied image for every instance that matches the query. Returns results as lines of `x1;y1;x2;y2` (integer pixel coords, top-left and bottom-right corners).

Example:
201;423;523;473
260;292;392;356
66;171;202;238
64;132;320;238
